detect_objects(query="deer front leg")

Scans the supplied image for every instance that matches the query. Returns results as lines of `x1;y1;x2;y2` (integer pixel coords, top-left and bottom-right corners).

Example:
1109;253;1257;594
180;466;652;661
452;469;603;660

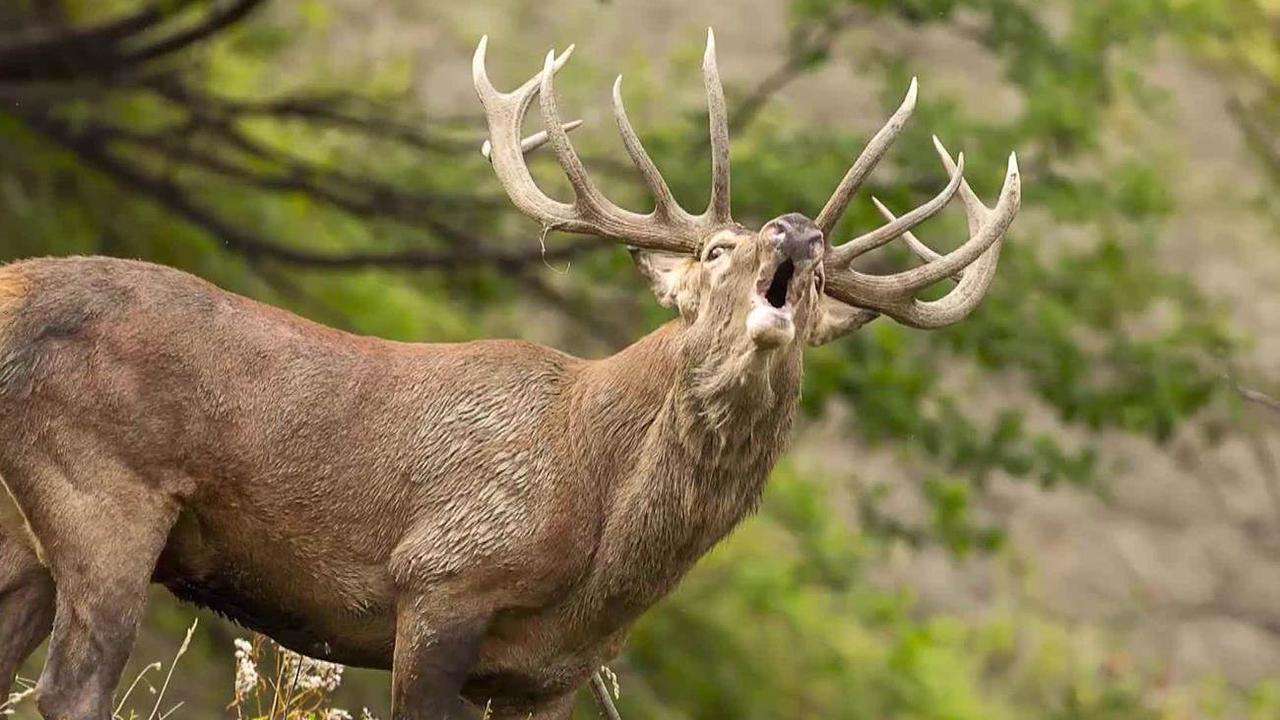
488;694;576;720
0;532;54;695
391;595;489;720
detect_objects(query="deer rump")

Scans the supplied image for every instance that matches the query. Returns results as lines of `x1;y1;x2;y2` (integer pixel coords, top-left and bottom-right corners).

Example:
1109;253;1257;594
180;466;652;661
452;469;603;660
0;256;635;688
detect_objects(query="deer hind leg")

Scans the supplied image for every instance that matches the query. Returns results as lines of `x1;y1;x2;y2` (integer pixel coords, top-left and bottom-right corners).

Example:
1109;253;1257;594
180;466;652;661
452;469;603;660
0;527;54;696
1;455;177;720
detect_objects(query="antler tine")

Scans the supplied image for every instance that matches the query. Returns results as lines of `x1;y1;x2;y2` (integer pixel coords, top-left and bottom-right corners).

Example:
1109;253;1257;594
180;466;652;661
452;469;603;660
703;28;732;224
815;77;918;236
932;135;988;234
612;76;693;223
472;35;500;103
894;155;1015;327
826;150;964;266
823;149;1020;329
539;50;618;216
870;197;963;282
480;119;584;161
870;136;985;281
473;37;576;119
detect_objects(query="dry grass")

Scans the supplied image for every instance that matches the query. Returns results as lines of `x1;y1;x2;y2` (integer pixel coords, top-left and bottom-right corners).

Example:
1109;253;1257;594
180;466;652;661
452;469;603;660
3;622;377;720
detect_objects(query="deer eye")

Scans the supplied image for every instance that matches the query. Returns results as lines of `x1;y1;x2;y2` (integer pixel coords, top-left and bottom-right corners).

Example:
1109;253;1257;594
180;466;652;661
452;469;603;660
705;244;733;261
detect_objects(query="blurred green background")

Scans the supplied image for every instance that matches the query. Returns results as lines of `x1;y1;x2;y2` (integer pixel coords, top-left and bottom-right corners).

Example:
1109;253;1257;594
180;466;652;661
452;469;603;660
3;0;1280;718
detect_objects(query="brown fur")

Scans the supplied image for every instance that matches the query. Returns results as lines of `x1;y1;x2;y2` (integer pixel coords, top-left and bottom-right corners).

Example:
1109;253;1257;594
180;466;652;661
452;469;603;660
0;214;828;720
0;264;25;344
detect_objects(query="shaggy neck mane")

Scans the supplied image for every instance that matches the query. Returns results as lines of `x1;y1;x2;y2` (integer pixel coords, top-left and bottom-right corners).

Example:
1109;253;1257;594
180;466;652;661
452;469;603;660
569;318;802;623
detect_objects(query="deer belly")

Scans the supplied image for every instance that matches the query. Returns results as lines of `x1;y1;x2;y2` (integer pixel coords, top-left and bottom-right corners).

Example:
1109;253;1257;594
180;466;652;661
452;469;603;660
155;509;398;668
161;571;395;668
0;473;46;564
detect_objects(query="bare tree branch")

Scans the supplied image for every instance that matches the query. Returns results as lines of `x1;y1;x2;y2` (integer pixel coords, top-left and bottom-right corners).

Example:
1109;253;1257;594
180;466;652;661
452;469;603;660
21;112;600;272
0;0;264;83
93;121;506;216
728;8;866;135
125;0;268;65
147;78;479;154
0;2;185;77
1239;383;1280;416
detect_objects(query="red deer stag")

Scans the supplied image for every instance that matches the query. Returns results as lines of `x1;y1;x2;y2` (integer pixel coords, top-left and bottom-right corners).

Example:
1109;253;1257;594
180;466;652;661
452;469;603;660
0;30;1019;720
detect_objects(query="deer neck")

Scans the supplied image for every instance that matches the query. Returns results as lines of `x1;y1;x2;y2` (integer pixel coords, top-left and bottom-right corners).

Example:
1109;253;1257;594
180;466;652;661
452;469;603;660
572;318;802;616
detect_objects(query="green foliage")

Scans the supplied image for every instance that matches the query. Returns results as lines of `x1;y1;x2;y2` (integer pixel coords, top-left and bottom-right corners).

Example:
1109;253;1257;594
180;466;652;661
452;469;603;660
620;465;1273;719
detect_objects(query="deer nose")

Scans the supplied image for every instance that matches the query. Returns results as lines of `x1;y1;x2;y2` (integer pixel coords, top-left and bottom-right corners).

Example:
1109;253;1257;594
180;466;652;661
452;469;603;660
764;213;823;263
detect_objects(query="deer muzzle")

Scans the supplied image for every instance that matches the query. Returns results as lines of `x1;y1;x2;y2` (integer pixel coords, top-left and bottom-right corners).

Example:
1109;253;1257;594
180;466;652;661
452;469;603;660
748;213;823;349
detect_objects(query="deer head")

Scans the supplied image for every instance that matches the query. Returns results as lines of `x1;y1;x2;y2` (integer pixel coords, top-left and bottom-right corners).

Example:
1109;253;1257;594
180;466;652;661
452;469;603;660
474;30;1020;360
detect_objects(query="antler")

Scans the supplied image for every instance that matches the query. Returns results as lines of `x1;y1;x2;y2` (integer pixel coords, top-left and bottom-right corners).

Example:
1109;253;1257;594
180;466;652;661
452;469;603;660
817;80;1020;330
474;34;1019;330
473;30;737;255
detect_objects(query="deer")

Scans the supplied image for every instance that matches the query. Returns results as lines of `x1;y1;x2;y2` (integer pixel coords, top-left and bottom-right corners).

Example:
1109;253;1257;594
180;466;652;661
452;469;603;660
0;30;1018;720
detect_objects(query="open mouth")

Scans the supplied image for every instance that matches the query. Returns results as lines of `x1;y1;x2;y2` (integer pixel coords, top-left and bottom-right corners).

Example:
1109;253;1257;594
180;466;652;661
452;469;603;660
747;257;802;349
764;259;795;309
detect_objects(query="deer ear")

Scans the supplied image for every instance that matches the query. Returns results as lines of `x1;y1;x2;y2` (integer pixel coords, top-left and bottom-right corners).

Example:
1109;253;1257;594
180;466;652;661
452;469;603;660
808;296;880;345
630;249;696;310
